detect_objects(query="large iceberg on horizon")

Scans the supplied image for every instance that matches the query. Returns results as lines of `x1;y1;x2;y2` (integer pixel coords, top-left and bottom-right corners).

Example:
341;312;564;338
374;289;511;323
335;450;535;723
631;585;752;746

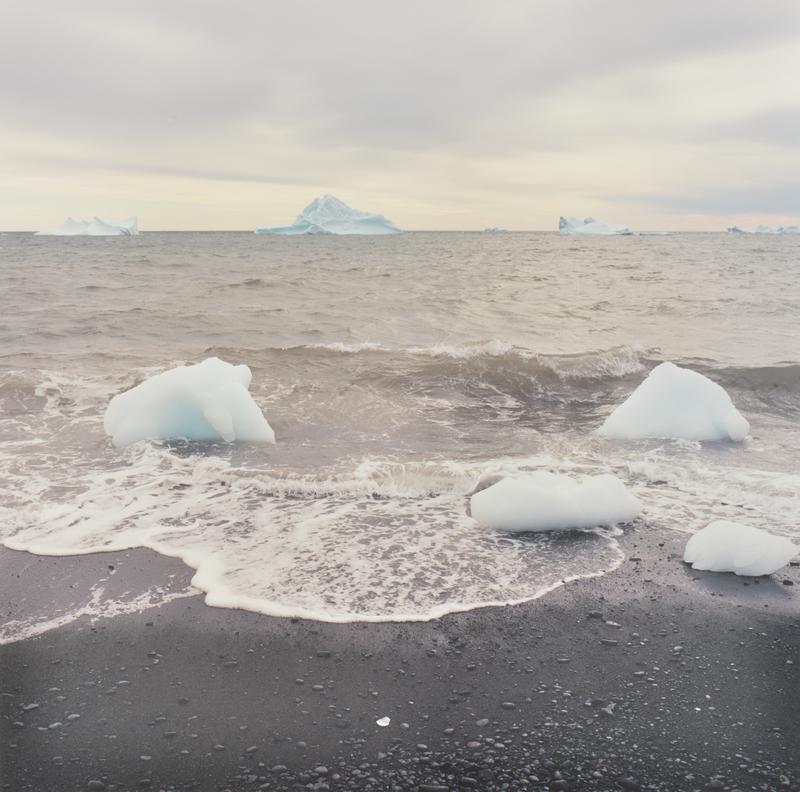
559;216;634;236
727;223;799;234
470;471;642;532
104;357;275;448
684;521;797;576
255;195;402;236
559;216;669;236
598;362;749;442
36;216;139;236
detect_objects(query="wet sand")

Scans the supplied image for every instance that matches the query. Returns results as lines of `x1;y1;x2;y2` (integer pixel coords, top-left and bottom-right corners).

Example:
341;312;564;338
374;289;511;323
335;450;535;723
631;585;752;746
1;526;798;792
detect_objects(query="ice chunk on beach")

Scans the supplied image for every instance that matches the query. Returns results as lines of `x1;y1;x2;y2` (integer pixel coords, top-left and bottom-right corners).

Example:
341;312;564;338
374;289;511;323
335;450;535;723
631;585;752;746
470;471;642;532
559;216;634;236
255;194;402;235
728;223;799;234
598;362;749;441
104;357;275;448
684;520;797;576
36;216;139;236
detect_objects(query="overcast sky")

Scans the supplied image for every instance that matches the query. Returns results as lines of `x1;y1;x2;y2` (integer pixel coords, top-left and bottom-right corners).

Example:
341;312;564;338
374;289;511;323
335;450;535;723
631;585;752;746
1;1;799;230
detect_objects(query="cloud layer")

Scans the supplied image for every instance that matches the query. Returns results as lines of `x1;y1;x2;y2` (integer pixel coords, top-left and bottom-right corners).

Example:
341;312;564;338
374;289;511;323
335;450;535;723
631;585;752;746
1;0;799;230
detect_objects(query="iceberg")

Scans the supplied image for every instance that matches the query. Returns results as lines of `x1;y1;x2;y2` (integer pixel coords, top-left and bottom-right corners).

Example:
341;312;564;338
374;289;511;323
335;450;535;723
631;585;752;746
470;471;642;532
559;216;634;236
484;227;507;233
255;194;402;236
598;362;749;442
727;223;800;234
36;216;139;236
104;357;275;448
559;216;669;236
684;521;797;576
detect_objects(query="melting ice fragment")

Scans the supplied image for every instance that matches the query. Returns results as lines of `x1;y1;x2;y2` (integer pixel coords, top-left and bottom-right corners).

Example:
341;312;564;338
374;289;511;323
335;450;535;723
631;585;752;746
684;521;798;576
255;194;402;235
376;717;391;727
35;216;139;236
104;357;275;448
598;362;749;442
470;471;642;532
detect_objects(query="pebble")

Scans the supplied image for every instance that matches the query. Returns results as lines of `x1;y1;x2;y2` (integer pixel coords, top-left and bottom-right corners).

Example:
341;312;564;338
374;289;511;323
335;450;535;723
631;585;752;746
314;766;328;776
476;718;489;727
418;785;449;792
500;701;516;710
600;639;619;646
467;741;482;750
86;782;106;791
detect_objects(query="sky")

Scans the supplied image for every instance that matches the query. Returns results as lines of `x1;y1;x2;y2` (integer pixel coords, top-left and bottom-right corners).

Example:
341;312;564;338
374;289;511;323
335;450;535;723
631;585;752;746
1;1;799;231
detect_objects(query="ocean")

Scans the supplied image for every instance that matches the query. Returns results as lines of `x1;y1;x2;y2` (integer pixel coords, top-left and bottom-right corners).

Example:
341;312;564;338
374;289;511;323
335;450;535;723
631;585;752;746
1;230;799;633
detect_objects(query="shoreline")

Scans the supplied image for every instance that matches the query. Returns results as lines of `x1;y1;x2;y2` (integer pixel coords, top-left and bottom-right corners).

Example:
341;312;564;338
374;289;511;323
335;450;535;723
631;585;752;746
1;526;797;791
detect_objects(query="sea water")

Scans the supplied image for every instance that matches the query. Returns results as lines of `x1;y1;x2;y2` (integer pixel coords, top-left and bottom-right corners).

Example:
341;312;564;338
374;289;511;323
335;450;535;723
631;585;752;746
1;231;799;631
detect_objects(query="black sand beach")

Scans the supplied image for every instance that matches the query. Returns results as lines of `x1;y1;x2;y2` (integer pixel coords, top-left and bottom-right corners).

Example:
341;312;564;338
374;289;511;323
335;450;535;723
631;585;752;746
1;527;797;792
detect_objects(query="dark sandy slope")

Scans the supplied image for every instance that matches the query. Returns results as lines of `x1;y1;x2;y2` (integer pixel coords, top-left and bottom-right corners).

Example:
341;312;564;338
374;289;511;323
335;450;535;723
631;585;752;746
1;526;798;792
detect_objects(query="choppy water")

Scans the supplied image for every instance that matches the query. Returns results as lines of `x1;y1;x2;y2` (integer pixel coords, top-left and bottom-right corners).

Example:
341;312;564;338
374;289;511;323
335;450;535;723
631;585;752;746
1;231;799;630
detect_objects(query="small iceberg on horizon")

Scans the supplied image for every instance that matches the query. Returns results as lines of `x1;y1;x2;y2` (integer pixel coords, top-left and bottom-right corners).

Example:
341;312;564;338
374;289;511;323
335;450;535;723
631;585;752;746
597;362;749;442
484;226;507;233
104;357;275;448
727;223;799;235
36;216;139;236
470;471;642;533
684;521;797;576
559;216;669;236
255;194;402;236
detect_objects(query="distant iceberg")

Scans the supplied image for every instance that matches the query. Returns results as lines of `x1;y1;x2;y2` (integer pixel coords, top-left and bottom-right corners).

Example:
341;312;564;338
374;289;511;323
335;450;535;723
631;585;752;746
559;216;669;236
559;216;634;236
484;226;507;233
727;223;800;234
255;194;402;236
36;216;139;236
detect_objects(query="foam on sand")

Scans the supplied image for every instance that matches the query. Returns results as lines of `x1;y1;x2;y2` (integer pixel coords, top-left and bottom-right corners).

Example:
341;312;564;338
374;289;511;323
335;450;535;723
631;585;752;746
684;520;798;576
36;216;139;236
255;194;402;235
598;362;749;441
470;471;642;532
104;357;275;448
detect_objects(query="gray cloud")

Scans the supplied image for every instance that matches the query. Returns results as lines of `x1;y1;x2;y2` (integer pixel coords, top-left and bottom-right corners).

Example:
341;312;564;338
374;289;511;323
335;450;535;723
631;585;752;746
2;0;799;150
